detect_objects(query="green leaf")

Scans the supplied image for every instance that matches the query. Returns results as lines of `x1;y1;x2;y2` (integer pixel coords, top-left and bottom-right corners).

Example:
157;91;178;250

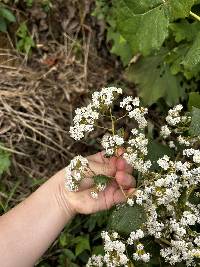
109;204;146;235
147;140;174;170
126;51;184;105
182;32;200;70
92;174;111;186
113;0;169;55
189;107;200;136
188;92;200;110
73;235;90;256
164;0;195;20
170;21;200;43
0;7;16;22
0;145;10;175
0;17;7;32
107;29;132;66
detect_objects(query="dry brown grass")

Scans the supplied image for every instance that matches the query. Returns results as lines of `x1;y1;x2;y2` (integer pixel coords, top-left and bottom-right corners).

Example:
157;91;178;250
0;29;118;180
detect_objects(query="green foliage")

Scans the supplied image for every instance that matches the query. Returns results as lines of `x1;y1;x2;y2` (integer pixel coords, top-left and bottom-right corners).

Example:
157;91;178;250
147;140;174;171
189;107;200;136
0;4;15;32
94;0;200;106
16;22;35;54
0;145;10;175
93;174;111;188
188;92;200;110
127;50;184;105
109;204;146;235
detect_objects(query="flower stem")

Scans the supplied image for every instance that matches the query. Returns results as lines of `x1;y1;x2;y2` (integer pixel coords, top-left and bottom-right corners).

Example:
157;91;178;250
110;108;115;135
190;11;200;22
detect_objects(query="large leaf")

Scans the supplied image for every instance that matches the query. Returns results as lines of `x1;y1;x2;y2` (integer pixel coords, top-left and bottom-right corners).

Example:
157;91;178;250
164;0;195;20
189;107;200;136
126;51;184;105
113;1;169;56
113;0;195;55
147;140;174;170
107;29;132;66
182;32;200;70
170;21;200;43
109;204;146;235
188;92;200;111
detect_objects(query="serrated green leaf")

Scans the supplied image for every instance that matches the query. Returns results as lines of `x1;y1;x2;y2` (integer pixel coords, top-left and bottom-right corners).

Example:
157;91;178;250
126;51;184;105
0;7;16;22
182;32;200;70
113;0;169;55
170;21;200;43
109;204;146;235
107;29;132;66
188;92;200;110
164;0;195;20
0;146;10;175
73;235;90;256
189;107;200;136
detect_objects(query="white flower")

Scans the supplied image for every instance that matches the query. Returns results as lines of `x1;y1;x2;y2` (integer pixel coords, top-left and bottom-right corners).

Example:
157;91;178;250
160;125;171;139
65;156;88;192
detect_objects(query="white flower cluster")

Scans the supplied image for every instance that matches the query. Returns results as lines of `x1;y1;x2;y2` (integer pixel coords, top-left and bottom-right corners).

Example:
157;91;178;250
183;148;200;164
101;134;124;156
70;87;122;140
87;230;150;267
68;88;200;266
120;96;147;129
166;104;183;126
88;231;129;267
64;155;88;191
123;129;151;173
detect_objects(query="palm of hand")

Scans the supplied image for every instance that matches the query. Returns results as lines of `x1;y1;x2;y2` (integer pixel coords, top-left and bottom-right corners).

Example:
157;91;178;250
65;152;135;215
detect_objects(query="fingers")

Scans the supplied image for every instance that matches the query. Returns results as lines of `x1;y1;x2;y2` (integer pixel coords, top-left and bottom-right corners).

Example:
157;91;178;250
78;157;117;190
116;158;132;174
85;157;117;177
115;171;136;189
113;187;136;206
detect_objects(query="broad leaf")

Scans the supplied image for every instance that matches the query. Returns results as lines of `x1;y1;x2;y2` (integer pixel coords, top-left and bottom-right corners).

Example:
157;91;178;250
109;204;146;235
113;0;169;55
107;29;132;66
189;107;200;136
112;0;195;55
126;51;184;105
164;0;195;20
183;32;200;70
147;140;174;170
188;92;200;111
170;21;200;43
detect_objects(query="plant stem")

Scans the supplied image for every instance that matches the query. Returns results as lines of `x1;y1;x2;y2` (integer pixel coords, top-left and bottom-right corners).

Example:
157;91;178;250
158;237;171;246
190;11;200;22
110;108;115;135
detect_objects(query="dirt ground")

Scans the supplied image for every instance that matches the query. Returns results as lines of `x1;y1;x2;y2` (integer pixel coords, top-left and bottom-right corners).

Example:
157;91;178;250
0;0;128;184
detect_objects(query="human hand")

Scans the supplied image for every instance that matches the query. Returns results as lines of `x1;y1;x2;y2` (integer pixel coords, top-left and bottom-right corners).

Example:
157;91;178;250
57;150;136;216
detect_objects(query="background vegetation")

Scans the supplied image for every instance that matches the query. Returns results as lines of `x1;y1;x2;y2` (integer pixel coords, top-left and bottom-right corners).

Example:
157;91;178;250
0;0;200;266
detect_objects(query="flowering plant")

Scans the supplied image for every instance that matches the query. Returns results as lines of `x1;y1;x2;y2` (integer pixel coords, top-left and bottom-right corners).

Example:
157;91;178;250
66;87;200;267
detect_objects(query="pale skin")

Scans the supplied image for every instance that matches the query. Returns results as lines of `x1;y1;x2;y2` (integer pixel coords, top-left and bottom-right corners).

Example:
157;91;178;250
0;151;135;267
